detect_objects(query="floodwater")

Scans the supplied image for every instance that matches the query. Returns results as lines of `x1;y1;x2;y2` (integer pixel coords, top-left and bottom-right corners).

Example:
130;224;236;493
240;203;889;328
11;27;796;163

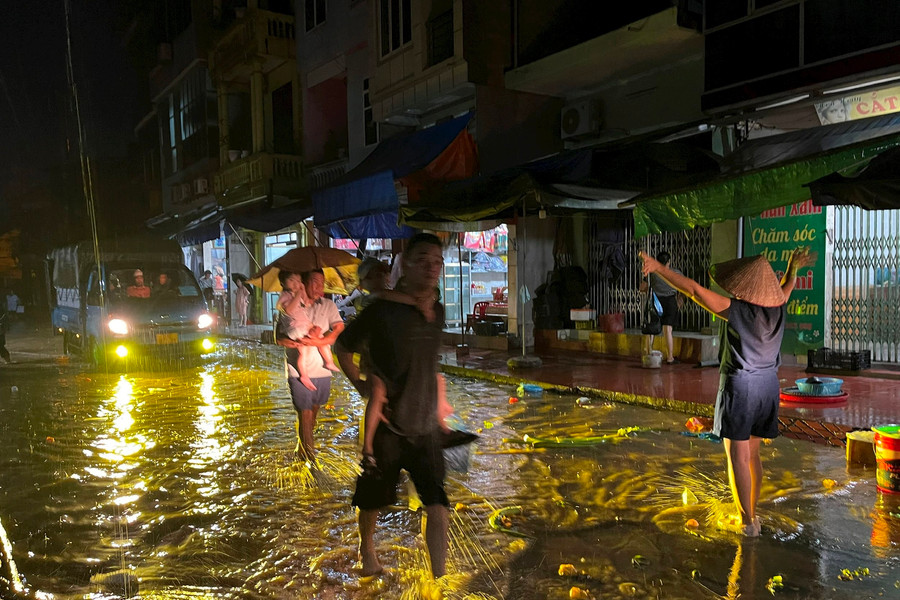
1;340;899;599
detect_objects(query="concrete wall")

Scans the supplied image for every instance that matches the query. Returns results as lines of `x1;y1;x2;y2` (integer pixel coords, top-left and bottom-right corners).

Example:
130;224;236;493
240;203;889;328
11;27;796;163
475;85;563;174
297;0;371;167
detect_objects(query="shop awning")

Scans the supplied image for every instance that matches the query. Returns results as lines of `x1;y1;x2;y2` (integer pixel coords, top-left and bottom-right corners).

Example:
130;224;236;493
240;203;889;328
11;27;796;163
627;113;900;237
401;140;719;230
313;112;476;238
807;146;900;210
175;217;223;247
226;200;314;232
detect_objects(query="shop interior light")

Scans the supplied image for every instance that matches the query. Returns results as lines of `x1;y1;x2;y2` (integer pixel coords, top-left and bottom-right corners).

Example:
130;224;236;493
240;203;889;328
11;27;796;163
755;94;810;111
108;319;129;335
824;75;900;95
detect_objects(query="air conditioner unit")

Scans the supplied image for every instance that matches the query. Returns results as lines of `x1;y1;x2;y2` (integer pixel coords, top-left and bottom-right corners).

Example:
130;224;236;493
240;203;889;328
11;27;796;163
194;178;209;195
180;183;192;201
560;100;601;140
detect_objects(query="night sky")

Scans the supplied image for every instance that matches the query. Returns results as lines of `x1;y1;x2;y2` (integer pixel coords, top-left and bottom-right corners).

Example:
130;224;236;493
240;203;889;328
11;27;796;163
0;0;147;236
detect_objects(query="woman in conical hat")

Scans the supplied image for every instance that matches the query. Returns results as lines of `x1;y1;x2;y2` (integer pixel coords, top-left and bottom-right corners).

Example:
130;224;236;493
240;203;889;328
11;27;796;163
640;247;816;537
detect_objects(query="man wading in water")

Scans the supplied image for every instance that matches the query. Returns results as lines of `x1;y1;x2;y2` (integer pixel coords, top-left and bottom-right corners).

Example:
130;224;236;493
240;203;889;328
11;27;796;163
336;233;451;579
641;247;815;536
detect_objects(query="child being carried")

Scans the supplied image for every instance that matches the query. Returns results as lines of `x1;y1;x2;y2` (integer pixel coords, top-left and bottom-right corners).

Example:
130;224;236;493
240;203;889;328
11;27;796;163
276;271;340;390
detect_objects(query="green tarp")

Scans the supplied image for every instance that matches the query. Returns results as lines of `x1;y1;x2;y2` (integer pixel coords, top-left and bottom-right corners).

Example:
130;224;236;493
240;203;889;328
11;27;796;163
631;132;900;238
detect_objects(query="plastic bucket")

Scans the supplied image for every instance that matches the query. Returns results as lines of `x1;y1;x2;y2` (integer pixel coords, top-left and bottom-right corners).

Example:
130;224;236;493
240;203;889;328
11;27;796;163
873;425;900;494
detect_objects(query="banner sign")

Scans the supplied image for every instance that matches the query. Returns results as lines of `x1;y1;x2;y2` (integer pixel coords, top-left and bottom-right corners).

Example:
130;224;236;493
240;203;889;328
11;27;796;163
743;199;826;354
815;85;900;125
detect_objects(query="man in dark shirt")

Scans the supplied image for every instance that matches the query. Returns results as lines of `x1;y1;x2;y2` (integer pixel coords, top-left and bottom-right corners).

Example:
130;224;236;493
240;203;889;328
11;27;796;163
336;233;449;579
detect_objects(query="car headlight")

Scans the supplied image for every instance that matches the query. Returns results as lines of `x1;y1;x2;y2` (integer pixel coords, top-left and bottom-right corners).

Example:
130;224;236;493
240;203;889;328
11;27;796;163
197;313;214;329
108;318;129;335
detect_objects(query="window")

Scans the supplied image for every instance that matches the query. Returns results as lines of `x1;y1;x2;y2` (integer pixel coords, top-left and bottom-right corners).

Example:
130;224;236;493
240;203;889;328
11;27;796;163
179;69;210;168
167;95;178;174
380;0;411;57
427;9;453;66
363;79;378;146
305;0;326;31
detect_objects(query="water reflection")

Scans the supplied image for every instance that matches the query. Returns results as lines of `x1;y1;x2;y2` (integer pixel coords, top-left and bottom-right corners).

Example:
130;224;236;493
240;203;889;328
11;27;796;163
0;341;898;599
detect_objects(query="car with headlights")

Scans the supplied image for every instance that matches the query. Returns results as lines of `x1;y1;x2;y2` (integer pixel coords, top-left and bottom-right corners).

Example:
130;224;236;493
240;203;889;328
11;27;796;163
49;238;216;368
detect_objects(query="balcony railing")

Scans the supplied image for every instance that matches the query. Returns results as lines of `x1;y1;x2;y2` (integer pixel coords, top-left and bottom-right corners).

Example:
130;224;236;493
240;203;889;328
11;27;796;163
307;158;348;191
214;153;304;206
210;9;296;78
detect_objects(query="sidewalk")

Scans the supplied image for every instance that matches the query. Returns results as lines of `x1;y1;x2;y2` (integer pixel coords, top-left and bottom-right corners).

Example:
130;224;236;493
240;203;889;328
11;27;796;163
229;324;900;447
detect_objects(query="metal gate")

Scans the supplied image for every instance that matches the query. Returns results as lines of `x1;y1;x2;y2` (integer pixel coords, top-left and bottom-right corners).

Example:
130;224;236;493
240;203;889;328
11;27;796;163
831;206;900;363
588;218;712;333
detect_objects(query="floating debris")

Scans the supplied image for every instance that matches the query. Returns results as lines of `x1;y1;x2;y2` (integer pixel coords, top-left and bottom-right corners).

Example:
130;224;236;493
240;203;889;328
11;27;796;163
766;574;784;594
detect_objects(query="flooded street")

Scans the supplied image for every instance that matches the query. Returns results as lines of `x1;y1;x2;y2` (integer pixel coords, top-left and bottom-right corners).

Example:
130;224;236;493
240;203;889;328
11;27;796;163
1;336;899;599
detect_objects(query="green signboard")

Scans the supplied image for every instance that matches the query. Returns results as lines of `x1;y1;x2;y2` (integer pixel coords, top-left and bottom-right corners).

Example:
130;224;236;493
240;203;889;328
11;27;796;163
743;199;826;355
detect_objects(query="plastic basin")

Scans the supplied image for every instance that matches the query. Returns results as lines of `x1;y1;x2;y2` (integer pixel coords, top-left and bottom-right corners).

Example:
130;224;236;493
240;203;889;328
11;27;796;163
795;377;843;395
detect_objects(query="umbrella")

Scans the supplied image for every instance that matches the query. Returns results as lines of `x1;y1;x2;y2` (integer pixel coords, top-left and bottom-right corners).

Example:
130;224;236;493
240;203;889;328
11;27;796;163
248;246;361;295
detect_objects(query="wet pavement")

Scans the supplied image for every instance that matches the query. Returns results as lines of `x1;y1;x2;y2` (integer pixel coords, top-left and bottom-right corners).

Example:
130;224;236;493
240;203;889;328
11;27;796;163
437;344;900;447
219;323;900;445
1;318;900;599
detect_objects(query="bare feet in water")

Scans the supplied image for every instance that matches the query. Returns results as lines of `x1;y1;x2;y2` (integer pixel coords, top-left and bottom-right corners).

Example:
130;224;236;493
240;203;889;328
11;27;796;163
359;550;383;578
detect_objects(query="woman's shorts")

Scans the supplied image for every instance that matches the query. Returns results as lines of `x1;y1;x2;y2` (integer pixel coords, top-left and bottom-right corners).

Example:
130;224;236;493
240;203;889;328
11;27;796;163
713;371;780;440
658;294;679;327
352;426;449;510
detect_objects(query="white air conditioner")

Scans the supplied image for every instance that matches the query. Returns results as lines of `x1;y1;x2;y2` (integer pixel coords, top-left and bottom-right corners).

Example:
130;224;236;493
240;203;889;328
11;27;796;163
194;178;209;195
180;183;192;201
560;100;601;140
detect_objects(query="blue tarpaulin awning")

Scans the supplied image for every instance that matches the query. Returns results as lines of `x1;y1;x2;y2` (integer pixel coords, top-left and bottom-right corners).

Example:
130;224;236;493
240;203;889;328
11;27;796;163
313;112;474;238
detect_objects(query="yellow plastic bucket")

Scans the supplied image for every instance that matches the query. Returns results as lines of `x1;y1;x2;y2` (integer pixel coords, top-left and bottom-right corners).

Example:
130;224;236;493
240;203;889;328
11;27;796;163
873;425;900;494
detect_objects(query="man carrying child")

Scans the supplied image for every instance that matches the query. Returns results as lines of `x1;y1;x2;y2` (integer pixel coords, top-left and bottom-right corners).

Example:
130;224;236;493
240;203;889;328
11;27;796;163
275;269;343;460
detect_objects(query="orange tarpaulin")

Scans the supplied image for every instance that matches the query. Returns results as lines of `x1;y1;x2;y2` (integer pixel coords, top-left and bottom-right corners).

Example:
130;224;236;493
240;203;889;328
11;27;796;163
399;128;480;204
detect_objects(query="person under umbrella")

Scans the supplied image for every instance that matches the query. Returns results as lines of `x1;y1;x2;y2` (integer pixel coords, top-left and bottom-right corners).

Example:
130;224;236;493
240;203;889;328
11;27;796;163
640;247;816;536
275;269;344;461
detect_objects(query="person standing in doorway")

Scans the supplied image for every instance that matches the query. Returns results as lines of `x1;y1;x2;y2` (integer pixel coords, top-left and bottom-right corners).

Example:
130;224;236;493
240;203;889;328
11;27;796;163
640;250;682;364
199;270;215;306
640;247;815;536
234;277;250;327
276;269;344;460
336;233;450;579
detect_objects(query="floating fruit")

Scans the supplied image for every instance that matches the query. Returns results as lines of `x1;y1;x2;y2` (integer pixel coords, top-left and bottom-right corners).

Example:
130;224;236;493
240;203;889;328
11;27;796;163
685;518;700;529
558;563;577;576
568;586;589;599
822;478;836;489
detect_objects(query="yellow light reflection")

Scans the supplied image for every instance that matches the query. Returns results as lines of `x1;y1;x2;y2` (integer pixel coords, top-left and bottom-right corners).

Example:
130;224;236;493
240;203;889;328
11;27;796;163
190;371;230;499
89;376;154;481
112;376;135;433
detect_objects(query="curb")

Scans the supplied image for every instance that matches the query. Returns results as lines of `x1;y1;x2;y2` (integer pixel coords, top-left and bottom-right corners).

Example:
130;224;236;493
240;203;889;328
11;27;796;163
438;363;715;419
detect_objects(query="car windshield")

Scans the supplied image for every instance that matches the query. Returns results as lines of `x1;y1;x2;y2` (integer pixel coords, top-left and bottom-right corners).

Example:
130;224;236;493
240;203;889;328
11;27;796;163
107;264;201;303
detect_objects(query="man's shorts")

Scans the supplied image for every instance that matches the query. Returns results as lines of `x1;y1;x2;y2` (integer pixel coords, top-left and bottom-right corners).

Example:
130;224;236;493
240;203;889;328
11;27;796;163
288;376;331;412
713;371;780;440
658;294;679;327
352;426;449;510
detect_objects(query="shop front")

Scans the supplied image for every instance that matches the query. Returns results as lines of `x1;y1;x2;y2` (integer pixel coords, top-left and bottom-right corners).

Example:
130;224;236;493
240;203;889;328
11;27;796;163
439;225;509;335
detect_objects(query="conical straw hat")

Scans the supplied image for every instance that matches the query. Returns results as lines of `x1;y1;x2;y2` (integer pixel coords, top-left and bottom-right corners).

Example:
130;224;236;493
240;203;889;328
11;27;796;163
709;255;785;307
